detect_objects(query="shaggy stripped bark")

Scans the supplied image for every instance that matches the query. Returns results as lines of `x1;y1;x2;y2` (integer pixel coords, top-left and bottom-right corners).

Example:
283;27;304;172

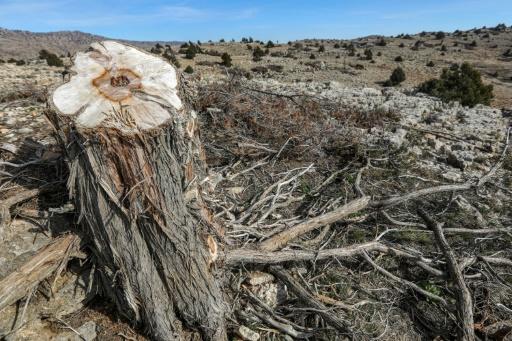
47;41;226;340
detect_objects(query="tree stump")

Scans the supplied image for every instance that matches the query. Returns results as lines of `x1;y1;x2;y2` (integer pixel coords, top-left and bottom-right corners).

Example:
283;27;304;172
47;41;226;340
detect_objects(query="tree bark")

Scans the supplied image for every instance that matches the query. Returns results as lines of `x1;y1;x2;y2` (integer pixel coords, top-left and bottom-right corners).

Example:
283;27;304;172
47;41;226;340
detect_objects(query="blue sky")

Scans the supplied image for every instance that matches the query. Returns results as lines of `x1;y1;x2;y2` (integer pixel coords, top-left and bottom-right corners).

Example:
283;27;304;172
0;0;510;41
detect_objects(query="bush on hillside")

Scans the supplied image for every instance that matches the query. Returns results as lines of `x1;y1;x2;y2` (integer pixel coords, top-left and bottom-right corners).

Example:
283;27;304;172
435;31;446;40
417;62;493;107
46;53;64;67
376;38;386;46
184;65;194;74
384;67;406;86
394;56;404;62
252;46;265;61
364;48;373;60
221;52;232;67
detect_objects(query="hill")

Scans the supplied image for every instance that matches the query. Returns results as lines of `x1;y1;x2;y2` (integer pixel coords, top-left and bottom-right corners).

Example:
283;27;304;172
0;27;180;59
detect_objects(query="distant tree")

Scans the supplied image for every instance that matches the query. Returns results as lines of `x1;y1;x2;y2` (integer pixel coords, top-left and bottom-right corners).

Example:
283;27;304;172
418;62;493;107
347;43;356;56
15;59;26;66
376;38;387;46
246;44;253;50
7;58;17;63
435;31;446;40
184;65;194;74
318;45;325;52
163;51;181;68
384;67;406;86
399;43;405;48
426;61;435;67
441;45;448;52
252;46;265;61
221;52;232;67
470;40;477;47
394;56;404;62
248;37;254;43
155;43;163;49
39;49;50;60
309;53;316;59
185;45;197;59
266;40;275;48
364;48;373;60
219;38;225;43
334;43;341;49
44;52;64;67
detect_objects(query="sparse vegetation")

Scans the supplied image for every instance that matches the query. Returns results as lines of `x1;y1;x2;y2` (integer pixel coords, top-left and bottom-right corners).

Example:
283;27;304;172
418;62;493;107
384;67;406;86
221;52;232;67
364;48;373;61
252;46;265;61
394;56;404;62
435;31;446;40
184;65;194;74
426;61;435;67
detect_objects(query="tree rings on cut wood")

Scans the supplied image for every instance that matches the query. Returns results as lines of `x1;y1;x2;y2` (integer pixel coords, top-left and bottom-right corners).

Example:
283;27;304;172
52;41;183;132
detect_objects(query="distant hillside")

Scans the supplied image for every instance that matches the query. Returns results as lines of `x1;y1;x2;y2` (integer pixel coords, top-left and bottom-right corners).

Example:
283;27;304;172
0;28;181;59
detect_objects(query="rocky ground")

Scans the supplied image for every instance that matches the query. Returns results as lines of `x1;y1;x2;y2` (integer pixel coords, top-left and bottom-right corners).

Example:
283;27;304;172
0;25;511;341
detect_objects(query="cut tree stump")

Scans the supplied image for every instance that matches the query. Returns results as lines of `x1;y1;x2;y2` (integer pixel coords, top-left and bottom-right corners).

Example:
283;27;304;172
47;41;226;340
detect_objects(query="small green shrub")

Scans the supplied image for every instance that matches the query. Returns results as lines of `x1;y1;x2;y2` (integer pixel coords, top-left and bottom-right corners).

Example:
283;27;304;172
15;60;25;66
318;45;325;52
384;67;406;86
394;56;403;62
185;45;197;59
266;40;275;48
252;46;265;61
376;38;386;46
184;65;194;74
7;58;17;63
221;52;232;67
426;61;435;67
417;62;493;107
309;53;316;60
46;53;64;67
435;31;446;40
364;48;373;60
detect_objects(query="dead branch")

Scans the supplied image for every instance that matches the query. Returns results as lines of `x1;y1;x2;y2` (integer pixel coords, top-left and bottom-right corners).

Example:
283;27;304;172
268;266;354;336
258;196;370;251
0;234;82;312
361;251;448;306
419;209;475;341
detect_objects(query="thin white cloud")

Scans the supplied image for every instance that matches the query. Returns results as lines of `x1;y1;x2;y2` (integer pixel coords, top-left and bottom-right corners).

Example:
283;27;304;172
43;4;259;27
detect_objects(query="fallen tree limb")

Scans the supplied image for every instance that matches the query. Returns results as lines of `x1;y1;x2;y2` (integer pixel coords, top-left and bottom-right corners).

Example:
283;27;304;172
0;234;82;312
226;241;443;277
361;251;448;306
419;209;475;341
268;266;354;337
1;188;48;238
258;196;370;251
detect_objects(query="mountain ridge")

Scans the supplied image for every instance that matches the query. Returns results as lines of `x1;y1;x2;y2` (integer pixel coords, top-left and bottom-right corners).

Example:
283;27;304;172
0;27;182;59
